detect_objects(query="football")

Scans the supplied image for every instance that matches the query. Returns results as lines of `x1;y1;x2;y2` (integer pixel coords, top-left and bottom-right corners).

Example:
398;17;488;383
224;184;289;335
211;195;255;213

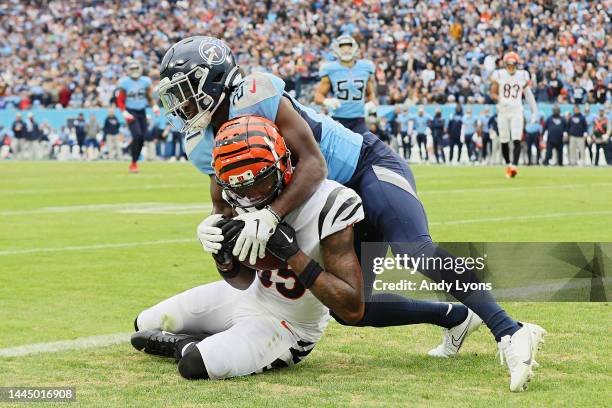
240;251;288;271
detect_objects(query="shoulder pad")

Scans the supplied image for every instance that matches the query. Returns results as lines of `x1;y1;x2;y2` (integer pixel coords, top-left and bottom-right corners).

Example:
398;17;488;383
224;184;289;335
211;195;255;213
318;186;364;240
230;72;284;112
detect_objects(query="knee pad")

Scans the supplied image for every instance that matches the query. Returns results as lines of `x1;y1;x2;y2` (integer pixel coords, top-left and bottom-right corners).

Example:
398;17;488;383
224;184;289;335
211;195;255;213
178;348;209;380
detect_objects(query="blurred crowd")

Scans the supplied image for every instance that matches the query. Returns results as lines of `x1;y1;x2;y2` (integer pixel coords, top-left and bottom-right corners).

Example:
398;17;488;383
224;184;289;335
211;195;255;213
368;103;612;166
0;0;610;109
0;111;187;162
3;104;611;166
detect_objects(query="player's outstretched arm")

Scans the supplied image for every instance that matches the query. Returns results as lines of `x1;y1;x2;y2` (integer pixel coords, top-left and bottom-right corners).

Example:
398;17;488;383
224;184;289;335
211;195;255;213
268;223;364;324
366;76;377;103
272;98;328;218
490;80;499;103
146;85;160;116
313;76;332;105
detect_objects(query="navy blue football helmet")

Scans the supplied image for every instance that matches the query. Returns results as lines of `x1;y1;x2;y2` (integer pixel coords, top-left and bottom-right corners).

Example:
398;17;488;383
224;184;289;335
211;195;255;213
158;36;242;136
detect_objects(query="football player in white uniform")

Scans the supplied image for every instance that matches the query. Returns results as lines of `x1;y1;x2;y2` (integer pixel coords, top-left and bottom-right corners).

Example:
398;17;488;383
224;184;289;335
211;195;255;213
490;52;539;178
131;115;492;381
131;115;366;379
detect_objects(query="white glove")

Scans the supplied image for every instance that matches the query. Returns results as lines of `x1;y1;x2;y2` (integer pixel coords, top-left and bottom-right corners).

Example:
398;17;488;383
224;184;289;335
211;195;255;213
232;207;281;265
152;104;161;116
122;110;135;123
530;112;539;124
365;101;377;114
196;214;225;254
323;98;341;110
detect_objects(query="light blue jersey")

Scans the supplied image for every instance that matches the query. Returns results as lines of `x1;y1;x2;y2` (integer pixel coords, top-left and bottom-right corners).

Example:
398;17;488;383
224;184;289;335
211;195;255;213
461;114;477;135
396;112;411;133
524;110;542;133
319;59;375;119
478;113;490;133
411;113;431;134
186;72;363;184
118;76;152;110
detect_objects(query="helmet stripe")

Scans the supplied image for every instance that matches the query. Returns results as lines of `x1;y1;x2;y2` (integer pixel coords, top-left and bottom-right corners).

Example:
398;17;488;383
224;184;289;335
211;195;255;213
218;157;275;176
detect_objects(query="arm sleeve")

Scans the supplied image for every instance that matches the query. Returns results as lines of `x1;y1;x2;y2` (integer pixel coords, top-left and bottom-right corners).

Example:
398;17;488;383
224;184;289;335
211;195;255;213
318;187;365;240
185;128;215;175
115;89;126;110
318;63;330;79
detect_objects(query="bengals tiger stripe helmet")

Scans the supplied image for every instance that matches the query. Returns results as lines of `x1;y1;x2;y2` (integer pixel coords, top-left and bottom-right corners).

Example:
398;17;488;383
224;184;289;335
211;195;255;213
213;115;293;209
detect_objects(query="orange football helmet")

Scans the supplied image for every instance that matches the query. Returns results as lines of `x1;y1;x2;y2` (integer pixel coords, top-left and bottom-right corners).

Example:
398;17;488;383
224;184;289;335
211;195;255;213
213;115;293;209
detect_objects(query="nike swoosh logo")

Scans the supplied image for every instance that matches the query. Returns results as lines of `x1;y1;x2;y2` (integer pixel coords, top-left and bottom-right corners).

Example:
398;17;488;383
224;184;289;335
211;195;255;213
249;79;256;93
279;229;294;243
451;314;473;348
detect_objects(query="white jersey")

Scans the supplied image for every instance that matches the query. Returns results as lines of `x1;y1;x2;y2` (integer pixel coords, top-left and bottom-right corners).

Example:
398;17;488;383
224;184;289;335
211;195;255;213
246;180;364;342
491;69;532;112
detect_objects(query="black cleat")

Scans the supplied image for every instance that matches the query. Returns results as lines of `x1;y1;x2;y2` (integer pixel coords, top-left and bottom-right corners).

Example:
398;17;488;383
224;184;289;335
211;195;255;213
131;329;204;360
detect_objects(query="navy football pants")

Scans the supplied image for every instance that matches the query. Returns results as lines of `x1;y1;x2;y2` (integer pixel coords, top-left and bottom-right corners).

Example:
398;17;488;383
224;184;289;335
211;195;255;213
339;133;519;340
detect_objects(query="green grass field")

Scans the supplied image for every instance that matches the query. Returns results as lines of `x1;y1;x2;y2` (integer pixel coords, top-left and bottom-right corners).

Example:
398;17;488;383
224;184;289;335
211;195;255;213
1;161;610;407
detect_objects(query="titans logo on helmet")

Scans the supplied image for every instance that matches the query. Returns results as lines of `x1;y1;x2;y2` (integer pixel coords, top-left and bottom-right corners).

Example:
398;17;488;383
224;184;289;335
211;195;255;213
198;38;229;66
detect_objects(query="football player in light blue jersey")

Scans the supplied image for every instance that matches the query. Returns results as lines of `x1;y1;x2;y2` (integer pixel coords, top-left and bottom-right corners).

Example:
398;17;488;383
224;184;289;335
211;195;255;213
157;37;545;390
410;106;431;162
313;35;377;135
115;59;160;173
524;110;542;165
460;107;478;162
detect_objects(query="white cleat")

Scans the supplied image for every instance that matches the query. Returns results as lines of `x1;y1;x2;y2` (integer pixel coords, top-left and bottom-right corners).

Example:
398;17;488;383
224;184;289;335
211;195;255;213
498;322;547;392
428;308;483;358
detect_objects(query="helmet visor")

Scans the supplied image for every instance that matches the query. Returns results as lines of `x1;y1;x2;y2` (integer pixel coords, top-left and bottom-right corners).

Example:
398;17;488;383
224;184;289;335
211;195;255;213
158;67;215;133
221;166;282;209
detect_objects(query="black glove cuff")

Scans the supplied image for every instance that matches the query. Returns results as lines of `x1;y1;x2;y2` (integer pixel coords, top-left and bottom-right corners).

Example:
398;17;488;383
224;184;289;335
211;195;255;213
297;259;324;289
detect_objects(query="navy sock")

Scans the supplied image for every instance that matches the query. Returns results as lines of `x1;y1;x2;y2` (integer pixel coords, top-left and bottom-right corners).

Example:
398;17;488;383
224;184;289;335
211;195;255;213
333;293;468;329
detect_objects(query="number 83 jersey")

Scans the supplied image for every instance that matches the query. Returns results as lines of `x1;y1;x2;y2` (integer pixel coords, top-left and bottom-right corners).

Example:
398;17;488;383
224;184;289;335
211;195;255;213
319;59;375;119
245;180;364;343
491;68;532;113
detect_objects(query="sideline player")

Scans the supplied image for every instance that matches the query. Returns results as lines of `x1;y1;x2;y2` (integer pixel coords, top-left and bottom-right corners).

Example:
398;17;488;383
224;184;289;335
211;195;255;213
131;116;483;380
115;59;160;173
158;37;546;391
313;35;377;134
490;52;539;178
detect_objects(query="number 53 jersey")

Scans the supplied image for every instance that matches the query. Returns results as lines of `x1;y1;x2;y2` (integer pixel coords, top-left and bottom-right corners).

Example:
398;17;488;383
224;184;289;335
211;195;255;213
245;180;364;343
319;59;375;119
490;69;532;113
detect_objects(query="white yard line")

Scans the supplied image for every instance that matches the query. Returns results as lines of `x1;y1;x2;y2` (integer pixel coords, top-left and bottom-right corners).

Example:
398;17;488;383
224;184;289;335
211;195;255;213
429;210;612;226
0;332;132;357
0;202;212;216
0;238;194;256
2;210;612;255
3;276;609;357
4;183;205;195
420;182;612;195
